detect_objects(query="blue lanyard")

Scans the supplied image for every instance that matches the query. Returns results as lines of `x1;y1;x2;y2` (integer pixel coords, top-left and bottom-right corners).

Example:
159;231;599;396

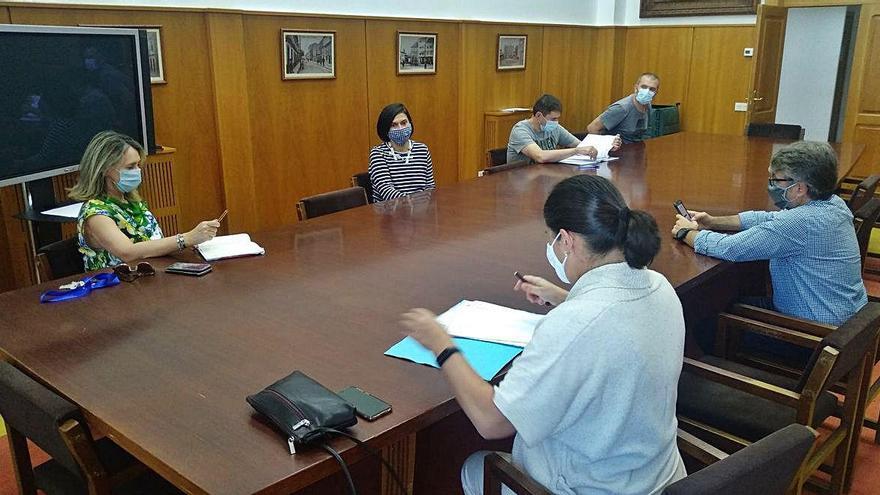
40;273;120;303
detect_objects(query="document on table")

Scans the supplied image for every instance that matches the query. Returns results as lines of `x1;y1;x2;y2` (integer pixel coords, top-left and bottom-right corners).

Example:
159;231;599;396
41;202;83;218
436;300;543;347
385;337;524;381
196;233;265;261
559;134;620;167
500;107;532;112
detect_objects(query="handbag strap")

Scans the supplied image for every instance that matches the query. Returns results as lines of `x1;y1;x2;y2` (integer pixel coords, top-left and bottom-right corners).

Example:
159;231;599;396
316;427;409;495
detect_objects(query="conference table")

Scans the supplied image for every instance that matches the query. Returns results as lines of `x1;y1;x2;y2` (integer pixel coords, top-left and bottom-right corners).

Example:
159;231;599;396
0;133;864;494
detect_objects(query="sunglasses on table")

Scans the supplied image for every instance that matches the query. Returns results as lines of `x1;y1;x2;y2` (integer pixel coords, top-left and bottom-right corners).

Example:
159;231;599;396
113;262;156;282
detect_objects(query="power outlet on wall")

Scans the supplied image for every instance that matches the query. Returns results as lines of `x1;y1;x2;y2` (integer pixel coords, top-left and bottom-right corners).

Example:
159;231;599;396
743;47;754;57
734;102;748;112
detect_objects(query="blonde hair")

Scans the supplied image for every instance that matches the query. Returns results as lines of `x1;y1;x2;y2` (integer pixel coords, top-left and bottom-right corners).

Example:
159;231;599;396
68;131;145;202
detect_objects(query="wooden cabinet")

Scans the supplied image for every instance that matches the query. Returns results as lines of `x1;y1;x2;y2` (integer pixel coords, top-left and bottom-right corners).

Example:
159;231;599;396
483;110;530;166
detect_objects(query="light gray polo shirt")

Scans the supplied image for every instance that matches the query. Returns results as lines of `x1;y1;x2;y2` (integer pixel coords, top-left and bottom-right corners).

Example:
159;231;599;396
600;95;651;144
506;119;580;165
493;262;686;495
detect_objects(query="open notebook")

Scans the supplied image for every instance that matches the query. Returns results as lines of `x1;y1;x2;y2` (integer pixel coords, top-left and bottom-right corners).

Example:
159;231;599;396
196;233;265;261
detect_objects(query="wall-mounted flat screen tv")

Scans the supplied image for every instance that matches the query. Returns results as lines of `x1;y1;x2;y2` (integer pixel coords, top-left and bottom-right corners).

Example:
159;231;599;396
0;24;156;187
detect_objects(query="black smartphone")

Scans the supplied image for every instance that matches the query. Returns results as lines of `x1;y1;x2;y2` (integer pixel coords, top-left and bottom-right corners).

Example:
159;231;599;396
164;262;212;276
337;386;392;421
673;200;692;220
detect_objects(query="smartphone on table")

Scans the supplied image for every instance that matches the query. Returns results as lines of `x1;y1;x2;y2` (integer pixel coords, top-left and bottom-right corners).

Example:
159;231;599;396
337;386;392;421
673;200;692;221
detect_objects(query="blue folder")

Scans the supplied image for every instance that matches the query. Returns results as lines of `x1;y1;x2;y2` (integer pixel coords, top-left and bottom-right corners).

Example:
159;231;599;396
385;336;523;381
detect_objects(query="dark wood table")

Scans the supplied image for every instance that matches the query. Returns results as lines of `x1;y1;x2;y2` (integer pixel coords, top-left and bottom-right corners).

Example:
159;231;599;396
0;133;863;495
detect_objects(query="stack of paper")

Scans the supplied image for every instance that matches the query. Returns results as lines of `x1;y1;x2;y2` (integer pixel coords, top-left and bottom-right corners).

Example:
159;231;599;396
41;202;84;218
384;300;545;380
559;134;620;167
436;300;542;347
196;233;265;261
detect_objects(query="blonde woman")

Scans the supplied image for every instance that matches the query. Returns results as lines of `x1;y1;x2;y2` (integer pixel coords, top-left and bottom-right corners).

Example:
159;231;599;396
69;131;219;270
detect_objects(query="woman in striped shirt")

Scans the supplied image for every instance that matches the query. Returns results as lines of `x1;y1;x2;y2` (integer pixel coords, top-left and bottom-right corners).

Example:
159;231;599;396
369;103;436;202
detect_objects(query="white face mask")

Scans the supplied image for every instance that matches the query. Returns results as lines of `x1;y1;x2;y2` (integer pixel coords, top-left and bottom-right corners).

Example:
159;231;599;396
546;232;571;284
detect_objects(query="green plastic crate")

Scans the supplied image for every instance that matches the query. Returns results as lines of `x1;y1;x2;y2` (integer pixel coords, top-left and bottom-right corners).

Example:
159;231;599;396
645;103;681;139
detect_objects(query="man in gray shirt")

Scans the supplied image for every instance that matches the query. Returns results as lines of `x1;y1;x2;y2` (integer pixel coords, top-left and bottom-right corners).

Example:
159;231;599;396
506;94;598;165
587;72;660;144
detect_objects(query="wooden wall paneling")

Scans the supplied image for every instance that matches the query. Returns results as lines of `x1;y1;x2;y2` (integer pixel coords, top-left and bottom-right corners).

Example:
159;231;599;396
7;7;226;235
619;27;694;115
684;26;755;135
2;6;10;22
540;26;596;135
206;13;258;233
0;187;34;290
458;23;544;180
583;27;623;124
844;4;880;177
243;15;371;229
365;19;460;187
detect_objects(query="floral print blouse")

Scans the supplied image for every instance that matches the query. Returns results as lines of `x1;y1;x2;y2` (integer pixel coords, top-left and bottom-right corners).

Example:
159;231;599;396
76;195;163;270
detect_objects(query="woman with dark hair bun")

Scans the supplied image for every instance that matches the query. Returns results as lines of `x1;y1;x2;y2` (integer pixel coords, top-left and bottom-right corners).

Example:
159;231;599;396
401;175;686;495
368;102;436;202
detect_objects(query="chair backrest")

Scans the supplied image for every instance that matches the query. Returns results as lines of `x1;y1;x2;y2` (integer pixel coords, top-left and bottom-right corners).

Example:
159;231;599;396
853;198;880;267
486;148;507;168
350;172;374;204
848;174;880;213
796;302;880;393
746;123;803;140
478;161;531;177
296;186;368;221
37;237;84;281
0;361;86;479
665;424;816;495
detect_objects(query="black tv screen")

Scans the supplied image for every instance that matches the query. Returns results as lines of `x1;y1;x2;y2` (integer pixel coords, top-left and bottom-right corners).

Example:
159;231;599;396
0;25;155;187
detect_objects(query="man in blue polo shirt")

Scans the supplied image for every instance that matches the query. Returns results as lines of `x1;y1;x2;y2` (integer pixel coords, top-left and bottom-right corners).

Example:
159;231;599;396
672;141;867;329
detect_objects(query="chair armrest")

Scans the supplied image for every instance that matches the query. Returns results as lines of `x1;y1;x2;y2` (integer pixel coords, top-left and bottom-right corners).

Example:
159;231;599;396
728;304;836;337
676;428;729;467
483;453;553;495
683;358;802;408
719;313;824;348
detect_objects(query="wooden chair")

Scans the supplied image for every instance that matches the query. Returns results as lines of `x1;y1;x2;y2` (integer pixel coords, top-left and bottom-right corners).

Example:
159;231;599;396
677;302;880;494
853;198;880;268
486;148;507;168
483;425;817;495
296;186;368;221
35;237;84;282
0;361;181;495
746;123;803;140
845;174;880;213
477;161;531;177
350;172;374;204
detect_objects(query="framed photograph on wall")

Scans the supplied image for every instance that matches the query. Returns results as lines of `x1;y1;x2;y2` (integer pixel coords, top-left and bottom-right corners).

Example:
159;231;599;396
640;0;757;17
497;34;527;71
79;24;166;84
397;32;437;75
282;30;336;80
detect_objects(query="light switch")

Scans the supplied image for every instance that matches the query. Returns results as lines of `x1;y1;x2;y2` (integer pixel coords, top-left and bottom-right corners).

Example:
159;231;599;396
743;48;754;57
734;102;748;112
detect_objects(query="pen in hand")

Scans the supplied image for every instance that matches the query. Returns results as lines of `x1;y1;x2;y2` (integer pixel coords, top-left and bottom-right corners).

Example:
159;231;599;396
217;209;229;223
514;271;552;307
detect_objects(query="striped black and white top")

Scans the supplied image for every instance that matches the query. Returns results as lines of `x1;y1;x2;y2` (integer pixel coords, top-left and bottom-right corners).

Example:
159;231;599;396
368;141;436;202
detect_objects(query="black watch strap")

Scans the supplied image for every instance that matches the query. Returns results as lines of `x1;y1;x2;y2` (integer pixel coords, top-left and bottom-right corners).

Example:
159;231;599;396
436;346;461;367
675;227;693;241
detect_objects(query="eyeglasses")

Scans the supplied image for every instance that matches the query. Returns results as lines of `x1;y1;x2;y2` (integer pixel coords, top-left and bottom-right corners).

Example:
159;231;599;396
113;261;155;282
768;177;794;186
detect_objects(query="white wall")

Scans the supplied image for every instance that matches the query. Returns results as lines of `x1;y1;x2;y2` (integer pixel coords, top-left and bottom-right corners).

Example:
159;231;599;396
7;0;759;26
775;7;846;141
7;0;598;25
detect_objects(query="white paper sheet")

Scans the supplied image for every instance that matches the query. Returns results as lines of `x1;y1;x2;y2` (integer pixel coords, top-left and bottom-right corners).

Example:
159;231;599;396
41;202;83;218
436;300;544;347
196;233;265;261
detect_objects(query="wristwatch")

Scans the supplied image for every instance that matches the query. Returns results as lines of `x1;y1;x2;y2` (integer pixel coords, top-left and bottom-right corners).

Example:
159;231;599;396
674;227;693;241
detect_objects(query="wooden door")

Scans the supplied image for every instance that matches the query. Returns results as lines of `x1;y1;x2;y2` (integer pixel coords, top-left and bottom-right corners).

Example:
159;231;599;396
843;3;880;177
747;5;787;126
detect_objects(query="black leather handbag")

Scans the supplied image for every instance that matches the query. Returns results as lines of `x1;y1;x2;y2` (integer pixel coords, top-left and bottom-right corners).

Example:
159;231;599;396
247;370;357;454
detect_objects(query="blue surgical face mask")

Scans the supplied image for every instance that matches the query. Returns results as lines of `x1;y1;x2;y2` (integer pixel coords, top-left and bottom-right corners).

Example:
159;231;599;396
636;87;654;105
116;168;142;193
542;119;559;133
388;126;412;146
545;232;571;284
768;181;797;209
